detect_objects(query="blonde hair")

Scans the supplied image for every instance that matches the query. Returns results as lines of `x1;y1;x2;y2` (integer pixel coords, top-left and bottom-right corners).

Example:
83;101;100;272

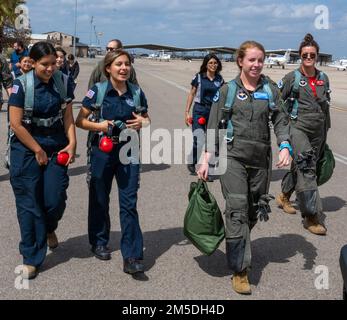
103;50;132;79
236;41;265;70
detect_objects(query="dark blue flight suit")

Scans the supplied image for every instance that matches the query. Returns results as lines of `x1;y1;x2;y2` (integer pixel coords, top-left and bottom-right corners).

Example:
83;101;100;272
8;72;74;268
82;81;148;261
190;73;224;164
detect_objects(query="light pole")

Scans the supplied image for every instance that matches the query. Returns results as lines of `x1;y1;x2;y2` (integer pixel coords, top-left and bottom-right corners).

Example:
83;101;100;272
73;0;77;57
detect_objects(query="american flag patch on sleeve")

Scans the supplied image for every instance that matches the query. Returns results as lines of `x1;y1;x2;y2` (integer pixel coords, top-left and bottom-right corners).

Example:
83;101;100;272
86;89;95;99
12;85;19;94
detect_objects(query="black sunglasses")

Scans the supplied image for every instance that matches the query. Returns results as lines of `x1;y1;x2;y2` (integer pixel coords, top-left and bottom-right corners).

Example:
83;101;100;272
106;47;118;52
302;53;316;60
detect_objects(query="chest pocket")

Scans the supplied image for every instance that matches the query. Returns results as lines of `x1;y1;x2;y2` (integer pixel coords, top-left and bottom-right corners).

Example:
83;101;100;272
101;98;136;122
34;86;61;117
252;94;271;121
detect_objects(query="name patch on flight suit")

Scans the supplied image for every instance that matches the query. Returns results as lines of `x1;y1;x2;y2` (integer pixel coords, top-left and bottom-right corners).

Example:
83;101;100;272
253;92;269;100
126;98;135;107
237;91;248;101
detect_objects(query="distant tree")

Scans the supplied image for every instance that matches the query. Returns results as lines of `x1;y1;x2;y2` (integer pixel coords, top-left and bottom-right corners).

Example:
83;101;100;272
0;0;31;52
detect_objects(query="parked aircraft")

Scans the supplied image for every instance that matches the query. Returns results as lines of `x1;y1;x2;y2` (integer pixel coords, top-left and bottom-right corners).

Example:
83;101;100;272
327;59;347;71
265;50;291;69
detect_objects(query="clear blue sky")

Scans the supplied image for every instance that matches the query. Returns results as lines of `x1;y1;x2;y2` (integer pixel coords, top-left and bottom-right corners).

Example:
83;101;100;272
27;0;347;58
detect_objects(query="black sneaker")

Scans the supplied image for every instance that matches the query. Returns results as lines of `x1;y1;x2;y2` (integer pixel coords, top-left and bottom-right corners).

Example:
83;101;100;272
91;245;111;261
123;258;144;274
187;164;196;175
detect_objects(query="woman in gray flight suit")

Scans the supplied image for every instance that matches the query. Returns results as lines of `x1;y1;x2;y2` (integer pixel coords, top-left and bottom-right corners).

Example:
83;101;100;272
276;34;331;236
198;41;291;295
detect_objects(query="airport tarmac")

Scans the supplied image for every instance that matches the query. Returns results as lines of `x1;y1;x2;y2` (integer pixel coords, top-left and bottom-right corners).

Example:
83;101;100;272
0;58;346;300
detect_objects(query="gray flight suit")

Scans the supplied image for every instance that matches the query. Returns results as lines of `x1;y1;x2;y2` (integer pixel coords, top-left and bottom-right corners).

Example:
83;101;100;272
207;75;290;274
280;69;330;218
0;54;13;106
88;59;138;89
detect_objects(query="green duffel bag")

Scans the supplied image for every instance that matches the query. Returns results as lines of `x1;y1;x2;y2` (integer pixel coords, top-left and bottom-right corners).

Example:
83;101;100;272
317;143;335;186
184;179;225;256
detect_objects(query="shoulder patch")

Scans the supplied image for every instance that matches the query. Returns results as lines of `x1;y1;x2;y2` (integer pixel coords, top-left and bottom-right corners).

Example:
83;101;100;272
12;85;19;94
86;89;95;99
213;90;220;102
126;98;135;107
299;80;307;87
237;90;248;101
277;80;284;89
214;80;222;88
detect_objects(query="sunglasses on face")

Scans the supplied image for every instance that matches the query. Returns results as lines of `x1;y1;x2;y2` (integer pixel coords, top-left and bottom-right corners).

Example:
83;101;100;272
106;47;118;52
302;53;316;60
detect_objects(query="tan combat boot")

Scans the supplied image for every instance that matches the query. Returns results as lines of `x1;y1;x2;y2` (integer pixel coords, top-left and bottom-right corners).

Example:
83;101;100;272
232;270;251;295
22;265;37;279
47;232;58;249
303;215;327;235
276;192;296;214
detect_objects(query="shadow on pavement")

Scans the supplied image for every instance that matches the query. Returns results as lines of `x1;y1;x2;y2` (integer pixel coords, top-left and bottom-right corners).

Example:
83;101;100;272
141;164;171;173
68;165;88;177
321;196;346;213
0;172;10;182
194;234;317;286
250;234;317;285
41;227;188;273
194;250;231;278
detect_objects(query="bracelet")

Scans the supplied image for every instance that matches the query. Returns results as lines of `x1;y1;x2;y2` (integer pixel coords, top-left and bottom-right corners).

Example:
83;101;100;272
279;142;293;156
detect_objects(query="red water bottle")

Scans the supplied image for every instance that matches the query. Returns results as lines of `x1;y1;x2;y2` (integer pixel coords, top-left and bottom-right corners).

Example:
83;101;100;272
99;123;114;153
56;152;69;166
198;117;206;125
99;136;113;153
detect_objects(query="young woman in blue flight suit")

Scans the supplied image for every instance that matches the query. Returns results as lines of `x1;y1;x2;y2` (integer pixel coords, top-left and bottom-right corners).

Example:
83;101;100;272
76;50;150;275
184;54;224;174
8;42;76;279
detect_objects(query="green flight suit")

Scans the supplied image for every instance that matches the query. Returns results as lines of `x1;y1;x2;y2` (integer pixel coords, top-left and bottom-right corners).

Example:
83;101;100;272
280;69;330;218
207;75;290;273
0;54;13;105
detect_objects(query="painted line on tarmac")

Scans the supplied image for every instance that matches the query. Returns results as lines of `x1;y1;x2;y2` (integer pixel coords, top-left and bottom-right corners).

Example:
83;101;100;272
137;71;347;113
331;106;347;112
334;152;347;166
136;68;190;93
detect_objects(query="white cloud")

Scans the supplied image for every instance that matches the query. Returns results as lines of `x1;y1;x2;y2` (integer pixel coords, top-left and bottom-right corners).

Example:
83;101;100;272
230;3;317;19
25;0;347;57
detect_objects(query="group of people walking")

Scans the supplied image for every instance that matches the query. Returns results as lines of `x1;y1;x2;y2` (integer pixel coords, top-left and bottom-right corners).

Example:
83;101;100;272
1;33;331;296
188;34;331;294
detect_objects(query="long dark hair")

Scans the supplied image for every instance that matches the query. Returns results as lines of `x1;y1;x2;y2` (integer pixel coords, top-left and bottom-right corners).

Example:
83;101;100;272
29;41;56;61
299;33;320;55
199;53;222;74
